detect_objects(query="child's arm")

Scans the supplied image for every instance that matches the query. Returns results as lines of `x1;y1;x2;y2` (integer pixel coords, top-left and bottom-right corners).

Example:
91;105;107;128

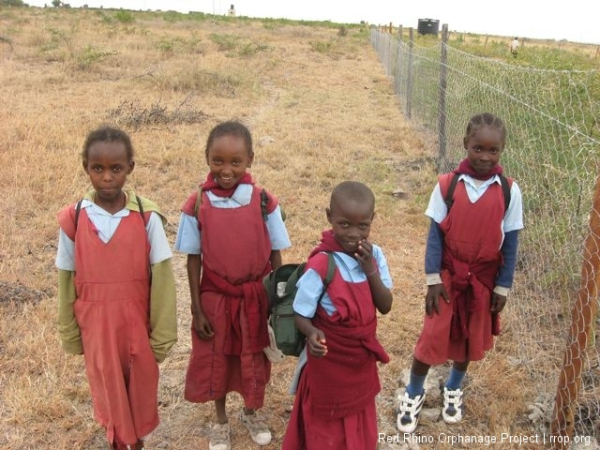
294;314;327;358
187;254;214;339
149;258;177;363
57;269;83;355
424;220;450;316
356;240;393;314
263;190;291;270
270;249;282;271
491;229;520;314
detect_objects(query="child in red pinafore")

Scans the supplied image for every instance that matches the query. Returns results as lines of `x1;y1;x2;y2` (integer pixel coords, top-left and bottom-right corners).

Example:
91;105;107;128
396;113;524;433
56;126;178;450
175;120;291;450
282;181;394;450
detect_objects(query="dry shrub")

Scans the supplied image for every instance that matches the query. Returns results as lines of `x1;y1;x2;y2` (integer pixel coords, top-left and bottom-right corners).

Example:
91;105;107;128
108;98;211;130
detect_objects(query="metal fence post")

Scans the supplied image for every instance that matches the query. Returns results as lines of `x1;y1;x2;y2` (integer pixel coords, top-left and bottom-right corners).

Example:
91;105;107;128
406;27;413;119
438;23;448;171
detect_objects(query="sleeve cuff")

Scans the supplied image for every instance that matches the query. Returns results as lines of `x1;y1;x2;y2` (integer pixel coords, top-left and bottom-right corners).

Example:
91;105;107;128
426;273;442;285
494;285;510;296
61;339;83;355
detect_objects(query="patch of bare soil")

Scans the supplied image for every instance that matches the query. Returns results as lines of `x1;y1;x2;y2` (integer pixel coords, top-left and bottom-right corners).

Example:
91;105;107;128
0;281;44;305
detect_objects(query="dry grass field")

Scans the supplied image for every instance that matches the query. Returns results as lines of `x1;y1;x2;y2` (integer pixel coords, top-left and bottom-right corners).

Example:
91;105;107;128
0;7;550;450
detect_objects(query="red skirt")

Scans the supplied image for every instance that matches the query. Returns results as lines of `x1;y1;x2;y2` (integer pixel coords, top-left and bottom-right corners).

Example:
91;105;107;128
184;290;271;408
282;367;378;450
414;269;495;365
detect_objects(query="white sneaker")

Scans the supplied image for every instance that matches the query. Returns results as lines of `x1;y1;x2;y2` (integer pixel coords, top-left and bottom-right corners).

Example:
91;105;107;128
239;410;272;445
442;387;464;424
396;391;425;433
209;423;231;450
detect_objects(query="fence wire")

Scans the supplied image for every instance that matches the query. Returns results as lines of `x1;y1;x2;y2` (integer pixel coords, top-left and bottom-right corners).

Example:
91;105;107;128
371;28;600;445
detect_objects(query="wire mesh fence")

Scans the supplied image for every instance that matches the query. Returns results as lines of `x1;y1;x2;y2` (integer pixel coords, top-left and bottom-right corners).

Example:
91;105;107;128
371;27;600;447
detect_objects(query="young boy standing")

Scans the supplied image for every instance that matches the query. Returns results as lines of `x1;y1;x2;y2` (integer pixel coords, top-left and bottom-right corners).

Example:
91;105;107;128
283;181;393;450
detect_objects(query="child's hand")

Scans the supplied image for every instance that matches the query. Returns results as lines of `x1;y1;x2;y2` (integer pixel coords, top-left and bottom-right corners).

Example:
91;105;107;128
426;283;449;316
307;329;328;358
356;239;376;273
491;292;507;314
192;312;214;340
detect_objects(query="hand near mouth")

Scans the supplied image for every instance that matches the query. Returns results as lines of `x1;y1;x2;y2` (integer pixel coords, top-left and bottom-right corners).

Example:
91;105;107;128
355;239;376;274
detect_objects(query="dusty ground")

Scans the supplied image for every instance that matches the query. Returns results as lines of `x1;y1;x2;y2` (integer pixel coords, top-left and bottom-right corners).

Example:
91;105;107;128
0;8;548;450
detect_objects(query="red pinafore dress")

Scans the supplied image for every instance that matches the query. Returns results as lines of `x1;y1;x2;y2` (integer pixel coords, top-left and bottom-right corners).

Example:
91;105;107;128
182;186;273;408
415;176;506;364
60;206;159;446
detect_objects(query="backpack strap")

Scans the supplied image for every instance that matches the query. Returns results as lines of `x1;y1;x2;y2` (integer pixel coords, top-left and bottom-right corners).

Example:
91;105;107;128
74;199;83;231
318;252;336;301
442;173;512;213
307;252;337;302
443;173;460;211
135;194;148;226
260;189;269;221
193;186;203;219
499;174;512;213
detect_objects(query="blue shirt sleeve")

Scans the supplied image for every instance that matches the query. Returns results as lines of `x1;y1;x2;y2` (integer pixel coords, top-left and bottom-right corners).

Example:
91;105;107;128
293;246;393;317
266;205;292;250
293;269;326;318
495;230;520;288
174;213;201;254
424;219;443;274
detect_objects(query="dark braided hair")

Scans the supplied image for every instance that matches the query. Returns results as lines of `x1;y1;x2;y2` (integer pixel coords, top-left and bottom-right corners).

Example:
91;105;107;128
82;126;134;166
205;120;253;158
465;113;507;144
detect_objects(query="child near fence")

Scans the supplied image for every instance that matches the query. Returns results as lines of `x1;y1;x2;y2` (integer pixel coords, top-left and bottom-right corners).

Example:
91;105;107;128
175;120;291;450
282;181;393;450
396;112;524;433
56;126;178;450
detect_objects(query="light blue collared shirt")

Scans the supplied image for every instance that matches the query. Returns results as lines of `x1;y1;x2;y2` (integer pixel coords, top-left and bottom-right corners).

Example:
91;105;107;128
56;200;172;271
293;245;393;317
174;184;291;254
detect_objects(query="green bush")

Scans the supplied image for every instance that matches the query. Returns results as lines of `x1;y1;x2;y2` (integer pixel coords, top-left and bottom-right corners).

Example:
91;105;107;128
74;45;115;69
114;10;135;24
209;33;239;51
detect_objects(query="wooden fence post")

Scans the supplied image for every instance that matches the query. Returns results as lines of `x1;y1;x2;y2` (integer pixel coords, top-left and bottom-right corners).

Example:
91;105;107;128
551;167;600;448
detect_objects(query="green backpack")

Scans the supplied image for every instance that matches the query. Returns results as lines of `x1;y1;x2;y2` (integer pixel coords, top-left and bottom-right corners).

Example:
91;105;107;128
263;253;336;357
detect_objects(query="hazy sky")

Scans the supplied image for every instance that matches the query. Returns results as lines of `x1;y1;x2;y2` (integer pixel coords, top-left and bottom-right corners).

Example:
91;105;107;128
26;0;600;45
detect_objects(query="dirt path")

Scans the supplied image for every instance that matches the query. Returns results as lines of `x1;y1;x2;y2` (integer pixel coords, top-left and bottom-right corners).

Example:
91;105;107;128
137;31;436;450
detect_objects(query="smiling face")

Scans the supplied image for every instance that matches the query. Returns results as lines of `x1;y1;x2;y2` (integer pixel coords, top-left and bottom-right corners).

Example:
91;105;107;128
205;135;253;190
464;125;504;175
84;140;134;210
326;197;375;254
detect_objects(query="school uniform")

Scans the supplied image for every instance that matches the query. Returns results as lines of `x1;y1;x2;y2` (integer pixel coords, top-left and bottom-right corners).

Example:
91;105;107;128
282;232;393;450
415;173;524;365
176;181;291;408
56;191;177;447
